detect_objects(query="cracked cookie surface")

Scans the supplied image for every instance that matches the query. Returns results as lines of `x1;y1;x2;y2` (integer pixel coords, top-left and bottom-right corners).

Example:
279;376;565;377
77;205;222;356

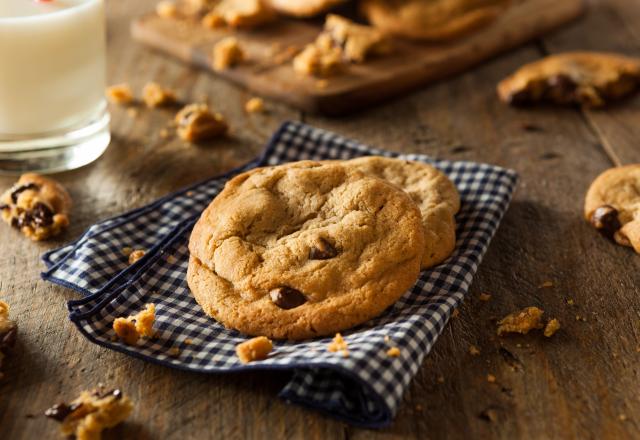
0;173;71;241
585;164;640;254
342;157;460;268
498;52;640;107
188;161;425;340
360;0;510;41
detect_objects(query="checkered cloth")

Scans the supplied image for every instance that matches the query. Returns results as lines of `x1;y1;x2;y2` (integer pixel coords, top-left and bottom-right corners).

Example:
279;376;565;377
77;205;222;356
41;121;517;427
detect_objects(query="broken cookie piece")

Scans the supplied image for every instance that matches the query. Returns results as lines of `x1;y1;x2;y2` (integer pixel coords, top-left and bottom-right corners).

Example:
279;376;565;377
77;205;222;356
213;37;245;71
497;306;544;336
498;52;640;108
175;104;229;142
128;249;146;265
0;300;17;380
544;318;561;337
0;173;71;241
293;43;343;77
323;14;392;63
113;304;156;345
236;336;273;363
142;82;177;108
105;83;134;105
585;164;640;254
45;387;133;440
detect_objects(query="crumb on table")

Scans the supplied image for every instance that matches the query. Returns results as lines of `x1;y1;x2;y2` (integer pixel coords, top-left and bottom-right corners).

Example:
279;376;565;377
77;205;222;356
213;37;245;71
328;333;349;357
245;97;265;113
142;82;177;108
469;345;481;356
487;374;497;383
497;306;544;336
106;84;134;105
236;336;273;364
479;293;492;302
175;104;228;142
544;318;561;337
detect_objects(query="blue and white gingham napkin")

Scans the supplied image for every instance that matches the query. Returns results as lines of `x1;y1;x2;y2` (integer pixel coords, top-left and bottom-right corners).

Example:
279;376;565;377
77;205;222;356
41;121;517;427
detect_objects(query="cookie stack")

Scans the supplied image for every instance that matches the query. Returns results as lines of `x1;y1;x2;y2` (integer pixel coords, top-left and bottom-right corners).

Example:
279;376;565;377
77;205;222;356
188;157;460;340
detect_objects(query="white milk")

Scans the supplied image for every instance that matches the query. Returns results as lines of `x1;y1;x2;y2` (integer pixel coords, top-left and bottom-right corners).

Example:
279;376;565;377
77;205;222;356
0;0;106;135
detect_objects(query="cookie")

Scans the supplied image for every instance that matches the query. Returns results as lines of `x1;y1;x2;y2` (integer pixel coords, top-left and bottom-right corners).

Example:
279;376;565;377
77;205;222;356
188;161;425;340
360;0;510;41
584;164;640;254
0;173;71;241
265;0;345;17
341;157;460;268
498;52;640;108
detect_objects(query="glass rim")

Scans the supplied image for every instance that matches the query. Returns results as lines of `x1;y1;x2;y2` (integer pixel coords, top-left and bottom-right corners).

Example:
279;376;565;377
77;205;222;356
0;0;101;24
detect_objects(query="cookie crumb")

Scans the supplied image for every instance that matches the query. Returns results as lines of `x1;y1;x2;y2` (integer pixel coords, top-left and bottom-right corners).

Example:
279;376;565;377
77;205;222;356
184;338;193;345
384;335;391;343
113;304;156;345
45;387;133;440
245;97;265;113
167;255;178;264
543;318;561;337
469;345;481;356
487;374;497;383
213;37;245;71
619;414;628;422
497;306;544;336
575;314;587;322
451;308;460;318
328;333;349;357
128;249;146;265
142;82;177;108
106;84;134;105
436;375;445;384
386;347;401;357
169;347;181;357
236;336;273;364
539;280;554;288
175;104;228;142
479;293;492;302
566;298;575;306
156;0;178;18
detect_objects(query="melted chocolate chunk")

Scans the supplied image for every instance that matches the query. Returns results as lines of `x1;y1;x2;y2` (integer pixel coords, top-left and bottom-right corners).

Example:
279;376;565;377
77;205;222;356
590;205;621;240
0;204;8;211
10;183;39;204
309;237;338;260
269;287;307;310
547;74;577;102
44;402;81;422
31;202;54;227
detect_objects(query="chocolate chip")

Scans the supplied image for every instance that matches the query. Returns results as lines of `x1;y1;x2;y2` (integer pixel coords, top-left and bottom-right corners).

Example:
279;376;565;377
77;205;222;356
547;74;577;102
0;204;8;211
309;237;338;260
269;286;307;310
10;183;39;204
507;89;531;106
31;202;54;227
44;402;81;422
590;205;621;240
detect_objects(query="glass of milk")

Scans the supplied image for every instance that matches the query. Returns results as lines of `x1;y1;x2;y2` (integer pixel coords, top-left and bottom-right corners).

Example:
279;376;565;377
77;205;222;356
0;0;109;174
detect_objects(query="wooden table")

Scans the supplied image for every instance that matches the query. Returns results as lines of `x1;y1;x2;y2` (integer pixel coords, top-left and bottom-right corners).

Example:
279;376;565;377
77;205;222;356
1;0;639;438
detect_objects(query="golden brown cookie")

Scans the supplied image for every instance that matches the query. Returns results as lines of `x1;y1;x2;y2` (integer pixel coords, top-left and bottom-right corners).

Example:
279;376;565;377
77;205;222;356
265;0;345;17
360;0;510;41
188;161;425;340
342;157;460;269
584;164;640;254
498;52;640;108
0;173;71;241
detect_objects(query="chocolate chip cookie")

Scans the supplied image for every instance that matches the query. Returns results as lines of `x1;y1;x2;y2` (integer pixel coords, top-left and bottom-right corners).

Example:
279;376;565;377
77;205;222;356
342;157;460;269
360;0;511;41
188;161;425;340
0;173;71;241
265;0;345;17
585;164;640;254
498;52;640;108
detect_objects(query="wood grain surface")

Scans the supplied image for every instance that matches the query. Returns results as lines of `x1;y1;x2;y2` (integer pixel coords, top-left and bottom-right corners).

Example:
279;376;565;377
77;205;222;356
131;0;584;115
1;0;639;439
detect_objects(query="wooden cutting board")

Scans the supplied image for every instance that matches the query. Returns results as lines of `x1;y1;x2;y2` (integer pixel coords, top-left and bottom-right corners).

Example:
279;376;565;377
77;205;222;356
131;0;584;115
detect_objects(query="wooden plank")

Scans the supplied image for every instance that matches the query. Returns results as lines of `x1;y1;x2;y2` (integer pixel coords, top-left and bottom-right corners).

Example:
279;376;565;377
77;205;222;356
305;40;640;439
539;0;640;166
131;0;584;115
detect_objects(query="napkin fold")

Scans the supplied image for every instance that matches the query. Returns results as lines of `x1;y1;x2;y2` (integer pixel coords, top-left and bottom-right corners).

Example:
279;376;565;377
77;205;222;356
41;121;517;427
